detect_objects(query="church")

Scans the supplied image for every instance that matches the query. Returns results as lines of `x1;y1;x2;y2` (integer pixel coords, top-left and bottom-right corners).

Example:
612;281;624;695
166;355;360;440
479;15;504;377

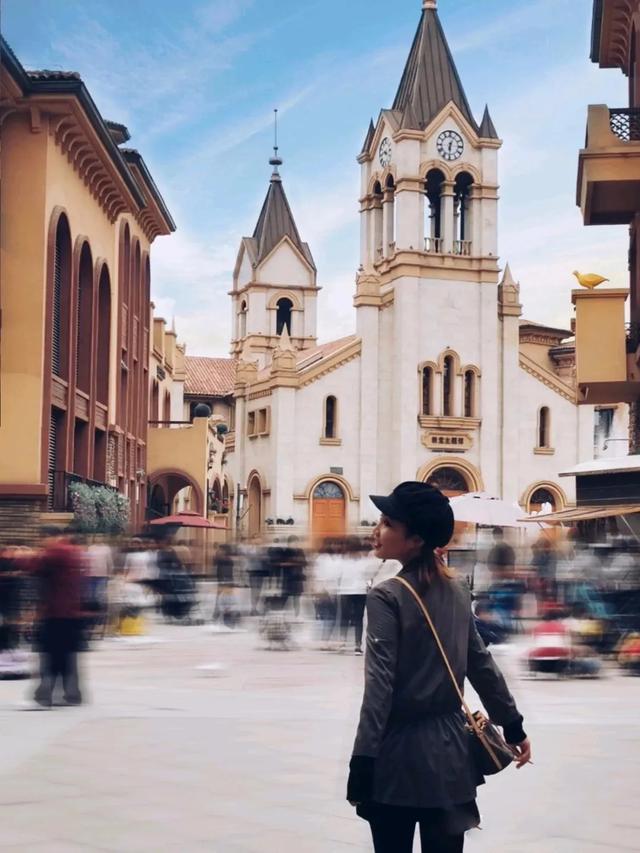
190;0;598;540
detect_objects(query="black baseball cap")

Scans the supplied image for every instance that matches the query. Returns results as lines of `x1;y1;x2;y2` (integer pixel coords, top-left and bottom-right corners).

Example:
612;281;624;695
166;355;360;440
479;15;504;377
370;481;454;549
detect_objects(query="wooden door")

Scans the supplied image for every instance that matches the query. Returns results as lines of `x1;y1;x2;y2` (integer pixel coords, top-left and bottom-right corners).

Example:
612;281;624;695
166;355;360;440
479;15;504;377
312;481;346;540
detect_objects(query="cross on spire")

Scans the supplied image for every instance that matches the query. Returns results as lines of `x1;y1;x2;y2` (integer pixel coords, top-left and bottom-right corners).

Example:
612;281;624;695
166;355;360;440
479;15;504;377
269;108;283;178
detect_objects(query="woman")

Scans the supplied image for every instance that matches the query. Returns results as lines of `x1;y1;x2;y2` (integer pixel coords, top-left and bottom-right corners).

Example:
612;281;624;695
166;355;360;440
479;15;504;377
347;482;531;852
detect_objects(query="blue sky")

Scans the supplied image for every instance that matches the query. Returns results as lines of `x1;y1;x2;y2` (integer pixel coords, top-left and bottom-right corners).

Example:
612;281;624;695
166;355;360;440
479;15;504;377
3;0;630;355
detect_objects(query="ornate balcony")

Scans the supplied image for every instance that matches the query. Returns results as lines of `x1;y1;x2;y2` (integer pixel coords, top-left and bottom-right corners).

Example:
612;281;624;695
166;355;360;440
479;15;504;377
577;104;640;225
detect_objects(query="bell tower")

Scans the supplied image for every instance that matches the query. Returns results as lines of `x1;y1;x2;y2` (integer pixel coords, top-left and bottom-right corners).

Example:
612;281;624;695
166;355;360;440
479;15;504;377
231;115;319;367
356;0;501;278
355;0;504;497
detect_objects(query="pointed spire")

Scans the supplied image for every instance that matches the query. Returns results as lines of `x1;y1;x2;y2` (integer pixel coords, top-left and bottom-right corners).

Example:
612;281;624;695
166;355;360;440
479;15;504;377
500;262;517;288
498;262;522;318
360;119;375;155
393;1;477;132
277;325;294;351
479;104;498;139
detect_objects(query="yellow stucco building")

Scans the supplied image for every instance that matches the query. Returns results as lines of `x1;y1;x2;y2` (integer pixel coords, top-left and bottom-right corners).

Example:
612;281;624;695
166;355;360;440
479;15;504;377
0;38;175;538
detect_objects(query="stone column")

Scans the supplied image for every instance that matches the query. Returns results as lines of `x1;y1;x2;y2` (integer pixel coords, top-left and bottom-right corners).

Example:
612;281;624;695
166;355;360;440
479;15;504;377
382;190;395;258
441;181;455;254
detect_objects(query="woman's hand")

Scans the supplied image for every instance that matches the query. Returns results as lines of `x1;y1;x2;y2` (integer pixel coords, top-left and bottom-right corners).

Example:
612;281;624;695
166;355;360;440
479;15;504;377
510;737;532;768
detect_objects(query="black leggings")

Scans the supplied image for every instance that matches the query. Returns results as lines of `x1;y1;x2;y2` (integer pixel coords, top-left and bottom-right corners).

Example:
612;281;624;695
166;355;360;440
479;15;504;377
369;814;464;853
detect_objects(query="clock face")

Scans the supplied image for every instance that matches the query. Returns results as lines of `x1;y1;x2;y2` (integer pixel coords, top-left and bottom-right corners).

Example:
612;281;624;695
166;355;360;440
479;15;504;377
378;137;392;167
436;130;464;161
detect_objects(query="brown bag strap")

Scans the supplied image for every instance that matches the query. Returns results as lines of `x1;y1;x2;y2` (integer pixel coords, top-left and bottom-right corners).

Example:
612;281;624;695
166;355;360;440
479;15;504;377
390;575;504;771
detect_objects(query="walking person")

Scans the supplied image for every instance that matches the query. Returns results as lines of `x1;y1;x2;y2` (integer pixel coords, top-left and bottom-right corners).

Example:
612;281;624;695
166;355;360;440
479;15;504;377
29;527;86;707
347;482;531;852
339;537;375;655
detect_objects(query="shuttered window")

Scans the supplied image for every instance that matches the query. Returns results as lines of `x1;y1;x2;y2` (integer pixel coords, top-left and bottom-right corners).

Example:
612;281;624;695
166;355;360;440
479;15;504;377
47;412;58;509
52;240;62;376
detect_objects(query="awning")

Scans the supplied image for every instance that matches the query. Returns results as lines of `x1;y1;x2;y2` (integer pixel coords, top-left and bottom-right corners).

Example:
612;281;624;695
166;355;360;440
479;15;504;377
520;504;640;524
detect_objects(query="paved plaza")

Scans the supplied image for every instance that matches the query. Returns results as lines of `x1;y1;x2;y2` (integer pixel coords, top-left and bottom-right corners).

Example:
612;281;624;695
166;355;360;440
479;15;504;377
1;619;639;853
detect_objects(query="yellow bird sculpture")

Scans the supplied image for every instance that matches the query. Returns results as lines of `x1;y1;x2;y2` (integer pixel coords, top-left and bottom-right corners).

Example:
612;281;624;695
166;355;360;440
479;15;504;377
572;270;609;289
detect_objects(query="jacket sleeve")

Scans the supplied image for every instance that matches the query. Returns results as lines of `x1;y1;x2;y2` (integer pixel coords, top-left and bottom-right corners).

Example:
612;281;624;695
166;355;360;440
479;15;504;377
351;586;399;758
466;610;526;743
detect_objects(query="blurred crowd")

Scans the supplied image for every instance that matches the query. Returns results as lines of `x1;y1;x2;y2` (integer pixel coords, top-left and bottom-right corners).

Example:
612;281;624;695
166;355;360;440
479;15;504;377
2;523;640;704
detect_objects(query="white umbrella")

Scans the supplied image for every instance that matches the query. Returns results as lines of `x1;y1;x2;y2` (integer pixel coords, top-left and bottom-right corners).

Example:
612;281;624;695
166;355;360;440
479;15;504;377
449;492;530;528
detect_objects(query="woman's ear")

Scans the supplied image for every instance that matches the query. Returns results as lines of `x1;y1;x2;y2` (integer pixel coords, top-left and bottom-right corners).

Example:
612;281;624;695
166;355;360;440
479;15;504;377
409;533;426;552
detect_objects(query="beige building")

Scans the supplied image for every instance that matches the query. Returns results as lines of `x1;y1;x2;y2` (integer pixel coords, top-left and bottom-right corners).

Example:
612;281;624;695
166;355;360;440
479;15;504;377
0;38;174;537
146;331;229;532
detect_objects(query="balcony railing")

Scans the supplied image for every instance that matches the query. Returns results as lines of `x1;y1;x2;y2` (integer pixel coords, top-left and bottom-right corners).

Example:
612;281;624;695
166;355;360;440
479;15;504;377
50;471;115;512
453;239;472;256
424;237;443;253
609;108;640;142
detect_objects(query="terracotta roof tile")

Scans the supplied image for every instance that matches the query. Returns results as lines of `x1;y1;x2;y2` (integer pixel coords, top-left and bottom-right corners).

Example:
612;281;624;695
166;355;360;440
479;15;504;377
184;356;236;396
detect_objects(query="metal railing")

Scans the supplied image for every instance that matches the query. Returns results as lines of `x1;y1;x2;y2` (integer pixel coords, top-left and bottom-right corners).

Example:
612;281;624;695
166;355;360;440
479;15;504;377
609;108;640;142
51;471;115;512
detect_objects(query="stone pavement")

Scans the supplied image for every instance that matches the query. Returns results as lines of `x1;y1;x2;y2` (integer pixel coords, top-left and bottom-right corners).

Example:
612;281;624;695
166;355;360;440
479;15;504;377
1;620;639;852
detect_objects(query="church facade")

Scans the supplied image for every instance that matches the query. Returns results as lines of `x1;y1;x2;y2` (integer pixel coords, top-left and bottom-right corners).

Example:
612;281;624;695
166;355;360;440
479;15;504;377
215;0;596;539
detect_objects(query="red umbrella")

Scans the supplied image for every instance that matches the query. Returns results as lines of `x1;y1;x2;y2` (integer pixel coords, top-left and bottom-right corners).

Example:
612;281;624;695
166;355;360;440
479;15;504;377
149;511;226;529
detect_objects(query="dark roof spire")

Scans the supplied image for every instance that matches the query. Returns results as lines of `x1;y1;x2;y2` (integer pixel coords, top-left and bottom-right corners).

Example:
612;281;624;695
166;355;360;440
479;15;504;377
393;1;477;132
479;104;498;139
361;119;375;155
248;133;316;270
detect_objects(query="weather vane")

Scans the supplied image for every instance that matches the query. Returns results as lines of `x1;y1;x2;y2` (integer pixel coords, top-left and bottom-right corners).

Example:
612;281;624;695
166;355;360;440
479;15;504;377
269;108;283;173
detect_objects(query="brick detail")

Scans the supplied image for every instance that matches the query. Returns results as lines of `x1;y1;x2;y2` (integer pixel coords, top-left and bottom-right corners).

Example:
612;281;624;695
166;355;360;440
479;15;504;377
0;499;46;544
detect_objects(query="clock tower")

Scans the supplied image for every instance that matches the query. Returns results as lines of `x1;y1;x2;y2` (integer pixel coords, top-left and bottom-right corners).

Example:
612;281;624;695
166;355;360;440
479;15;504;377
354;0;504;498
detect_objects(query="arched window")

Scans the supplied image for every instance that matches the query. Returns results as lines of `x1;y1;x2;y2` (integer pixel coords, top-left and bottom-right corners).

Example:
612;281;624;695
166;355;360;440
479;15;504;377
150;381;159;421
538;406;551;448
313;480;344;499
96;265;111;405
422;366;433;416
464;370;476;418
52;214;71;379
453;171;474;255
425;168;445;253
239;300;247;338
426;466;468;497
324;395;337;439
529;487;556;513
443;355;455;417
276;297;293;336
76;242;94;393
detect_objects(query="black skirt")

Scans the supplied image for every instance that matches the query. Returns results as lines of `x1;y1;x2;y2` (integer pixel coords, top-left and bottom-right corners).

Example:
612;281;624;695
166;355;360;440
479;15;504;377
357;799;481;835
